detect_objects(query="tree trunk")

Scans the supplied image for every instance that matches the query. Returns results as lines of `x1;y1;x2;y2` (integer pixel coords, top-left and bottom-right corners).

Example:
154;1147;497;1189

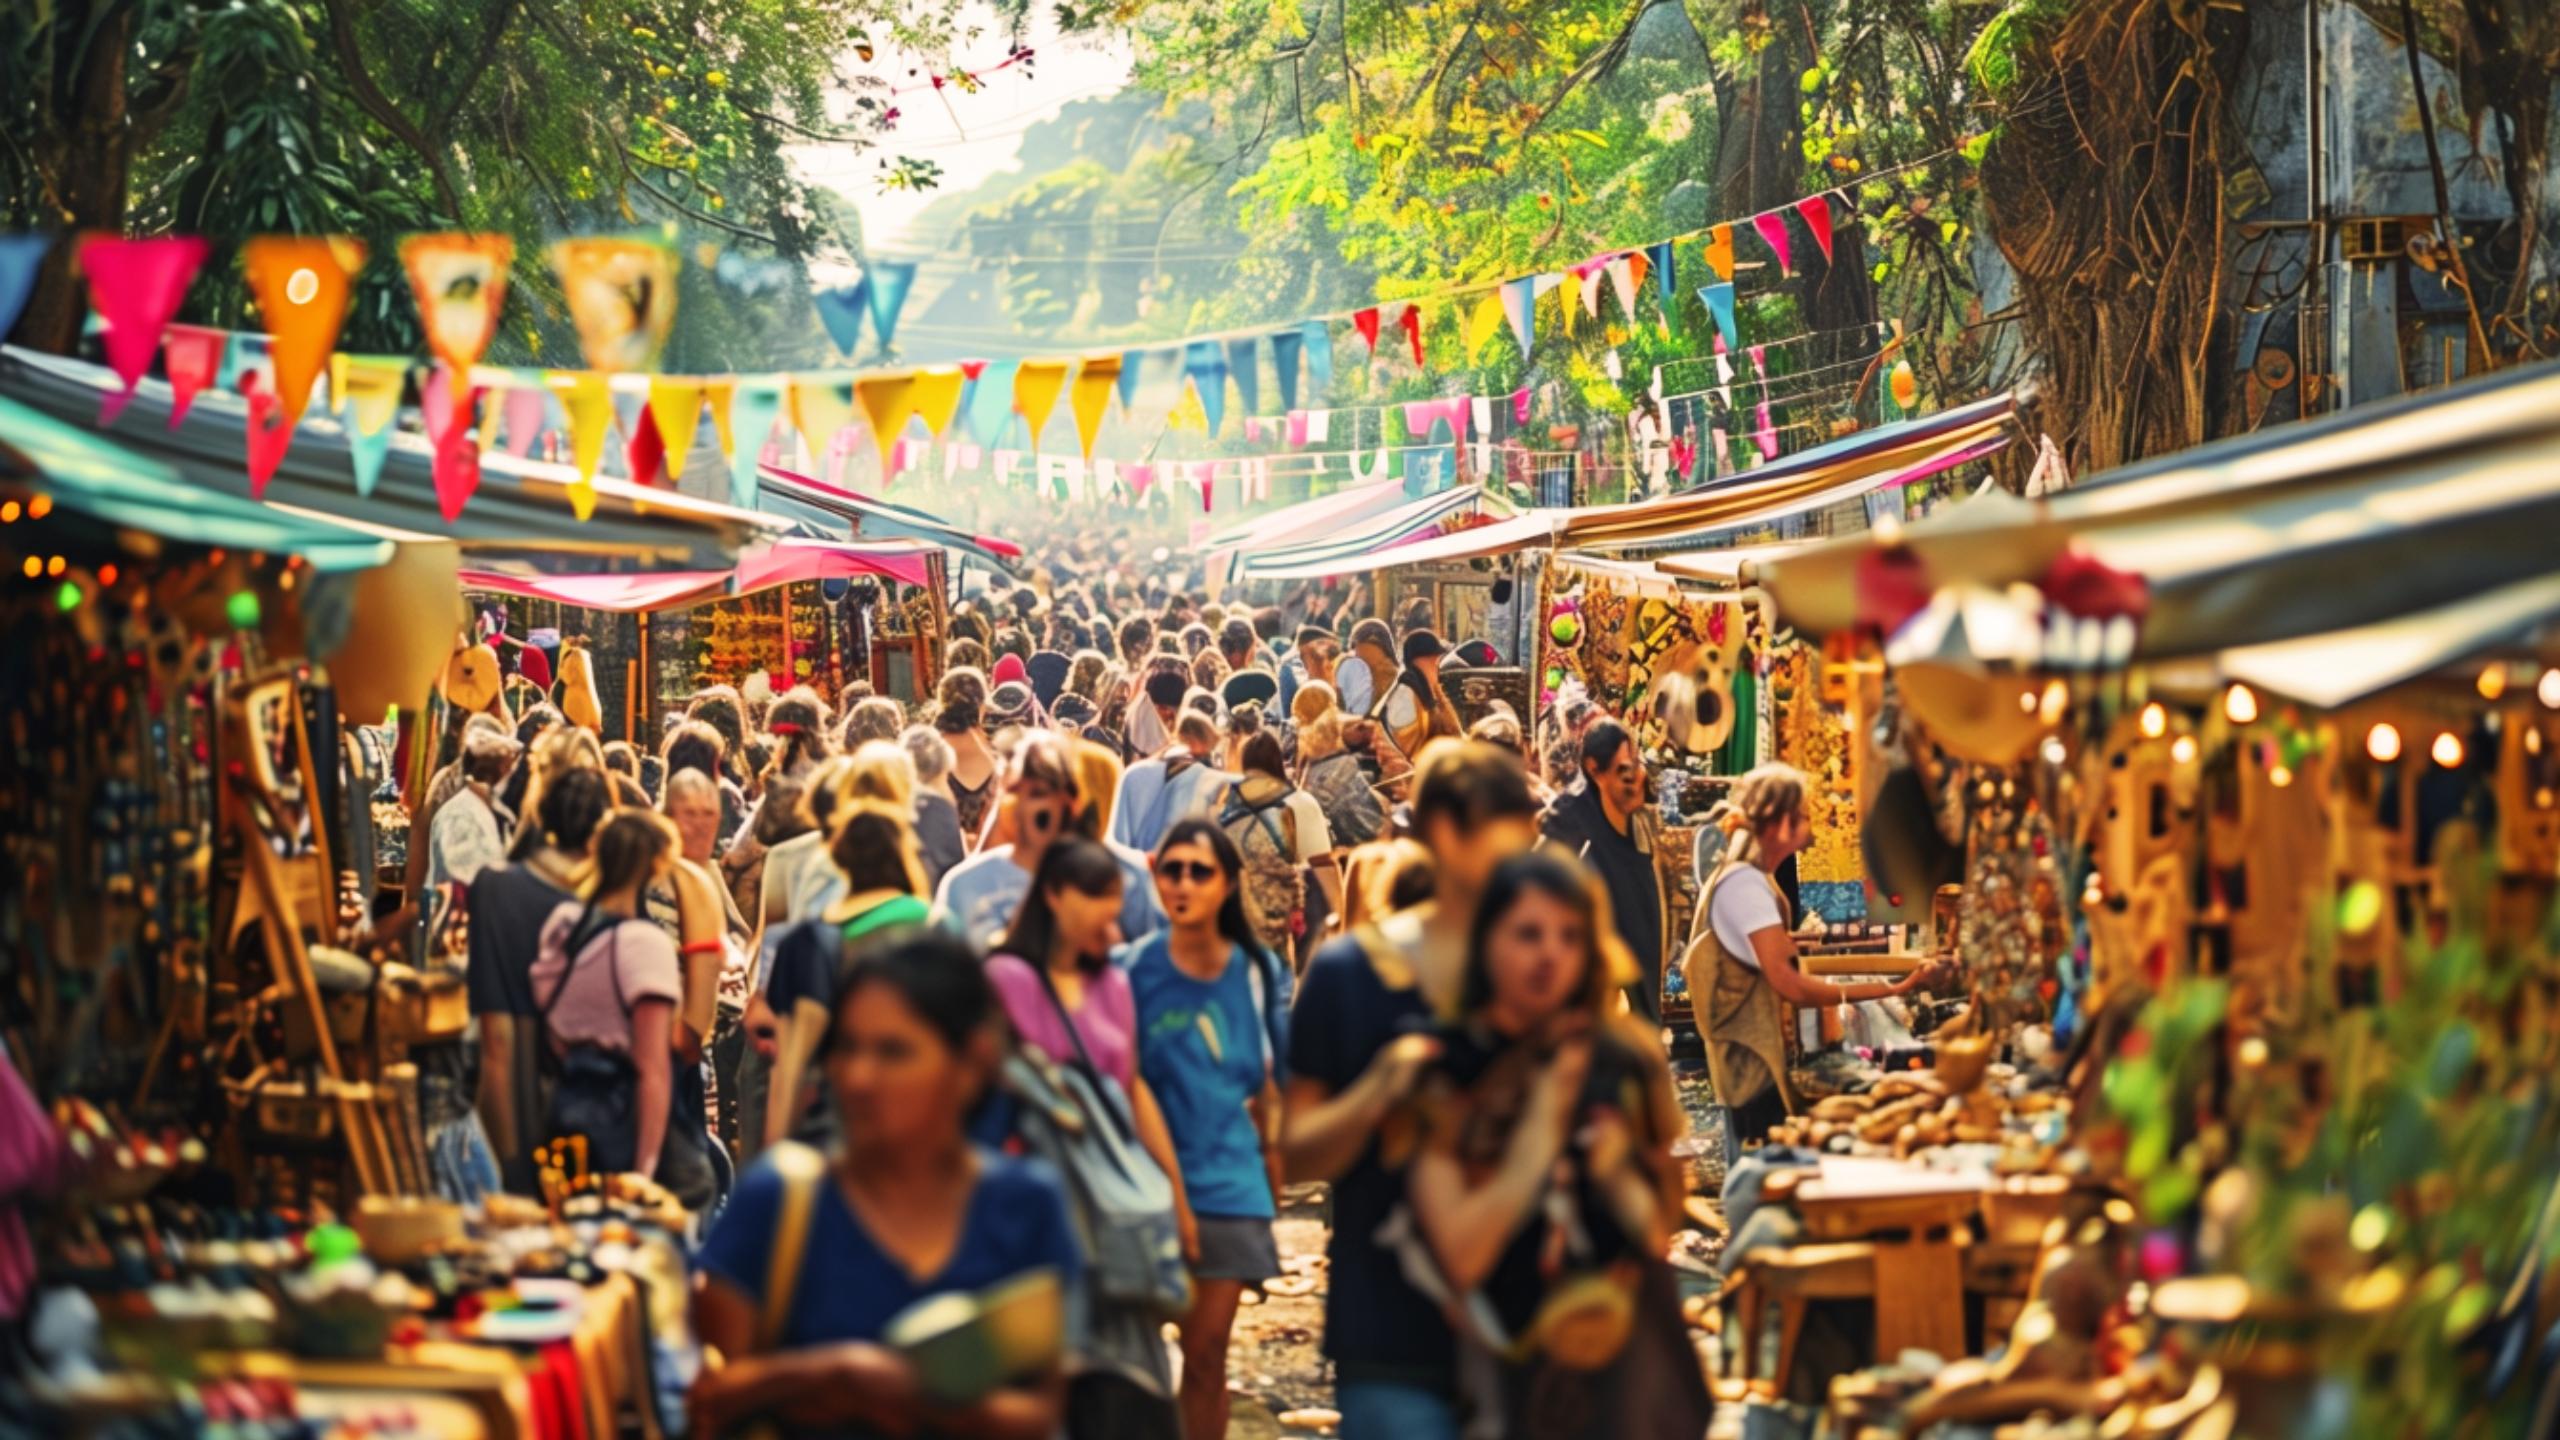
17;4;138;356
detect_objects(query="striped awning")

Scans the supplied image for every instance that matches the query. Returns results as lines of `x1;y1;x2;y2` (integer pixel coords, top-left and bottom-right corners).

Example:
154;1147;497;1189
0;347;784;572
1763;359;2560;660
1235;485;1496;580
756;463;1021;567
463;535;941;613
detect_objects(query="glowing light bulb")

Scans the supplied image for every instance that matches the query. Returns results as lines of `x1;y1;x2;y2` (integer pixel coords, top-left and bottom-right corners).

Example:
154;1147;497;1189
2268;764;2293;788
2366;723;2402;763
27;494;51;519
2224;683;2259;725
2479;664;2508;701
2529;727;2544;757
2432;732;2465;769
2139;703;2167;739
2039;678;2069;725
2017;688;2038;715
2540;669;2560;710
2171;735;2199;765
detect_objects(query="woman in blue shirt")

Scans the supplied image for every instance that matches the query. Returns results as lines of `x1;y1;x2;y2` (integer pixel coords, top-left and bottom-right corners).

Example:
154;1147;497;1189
690;929;1079;1440
1121;818;1290;1440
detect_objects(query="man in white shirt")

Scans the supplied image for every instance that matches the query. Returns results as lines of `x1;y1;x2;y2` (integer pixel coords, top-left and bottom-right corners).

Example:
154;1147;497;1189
1112;708;1232;854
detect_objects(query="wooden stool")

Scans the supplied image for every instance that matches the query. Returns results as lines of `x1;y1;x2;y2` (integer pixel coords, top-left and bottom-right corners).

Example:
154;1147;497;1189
1728;1241;1878;1400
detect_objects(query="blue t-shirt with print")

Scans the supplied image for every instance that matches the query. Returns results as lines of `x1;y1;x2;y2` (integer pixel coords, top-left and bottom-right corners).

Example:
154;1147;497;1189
1120;933;1279;1220
695;1147;1082;1351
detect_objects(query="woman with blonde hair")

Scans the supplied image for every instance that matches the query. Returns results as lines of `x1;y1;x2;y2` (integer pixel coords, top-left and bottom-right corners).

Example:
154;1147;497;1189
1294;680;1386;852
760;800;934;1147
1686;763;1946;1161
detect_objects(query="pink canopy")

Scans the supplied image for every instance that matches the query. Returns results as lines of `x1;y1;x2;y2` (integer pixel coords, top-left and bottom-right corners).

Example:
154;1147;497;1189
462;538;940;613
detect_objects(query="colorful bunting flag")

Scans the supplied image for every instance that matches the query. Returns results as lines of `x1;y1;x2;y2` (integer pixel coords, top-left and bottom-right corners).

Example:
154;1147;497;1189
647;377;706;480
330;354;407;497
243;375;294;494
243;235;364;438
1352;308;1381;356
161;324;227;429
1754;399;1779;459
1269;329;1304;413
911;367;966;438
1115;349;1146;410
399;234;512;374
814;278;871;355
791;375;855;459
1181;341;1227;435
79;235;209;424
1068;355;1120;459
548;371;614;519
501;383;548;459
1013;359;1071;447
704;376;737;460
1466;294;1506;356
1702;224;1736;284
1797;195;1835;264
1501;277;1537;357
1700;283;1738;351
1302;320;1333;391
1606;257;1639;322
1125;462;1155;497
1396;304;1426;366
965;359;1021;447
729;380;782;505
1647;241;1677;322
1752;212;1793;277
1512;386;1532;425
550;237;678;373
0;233;49;345
626;402;667;488
854;373;919;468
865;260;919;352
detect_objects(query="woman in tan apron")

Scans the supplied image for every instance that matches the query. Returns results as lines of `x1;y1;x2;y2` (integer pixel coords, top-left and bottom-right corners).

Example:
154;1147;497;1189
1681;764;1946;1164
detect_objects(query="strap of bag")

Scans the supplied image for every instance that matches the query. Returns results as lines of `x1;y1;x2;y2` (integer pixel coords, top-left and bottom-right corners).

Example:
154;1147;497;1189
1030;962;1142;1145
540;907;633;1043
753;1141;829;1352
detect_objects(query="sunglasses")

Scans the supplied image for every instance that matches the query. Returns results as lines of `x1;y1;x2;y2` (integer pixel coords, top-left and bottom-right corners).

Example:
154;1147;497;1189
1155;859;1220;884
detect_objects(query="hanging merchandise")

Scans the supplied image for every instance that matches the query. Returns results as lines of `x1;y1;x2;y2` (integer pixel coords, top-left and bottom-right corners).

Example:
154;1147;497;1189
79;234;209;423
549;236;678;372
331;354;408;496
398;233;513;373
1013;359;1071;448
815;277;870;354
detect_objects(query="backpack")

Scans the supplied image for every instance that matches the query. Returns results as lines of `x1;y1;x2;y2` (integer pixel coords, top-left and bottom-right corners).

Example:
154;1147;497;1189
1303;750;1385;848
538;907;645;1176
1004;971;1194;1322
1219;780;1305;956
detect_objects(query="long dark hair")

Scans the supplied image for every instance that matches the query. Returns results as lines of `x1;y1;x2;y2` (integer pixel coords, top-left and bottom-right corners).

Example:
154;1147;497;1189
1156;818;1277;969
823;929;998;1111
582;810;676;903
1460;851;1612;1017
997;836;1125;974
507;765;610;862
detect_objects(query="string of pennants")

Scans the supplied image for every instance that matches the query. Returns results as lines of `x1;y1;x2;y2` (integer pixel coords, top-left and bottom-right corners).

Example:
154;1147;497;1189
0;184;1847;524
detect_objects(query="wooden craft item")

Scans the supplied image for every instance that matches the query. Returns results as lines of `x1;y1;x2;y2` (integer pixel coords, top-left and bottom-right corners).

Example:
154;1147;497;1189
557;639;604;732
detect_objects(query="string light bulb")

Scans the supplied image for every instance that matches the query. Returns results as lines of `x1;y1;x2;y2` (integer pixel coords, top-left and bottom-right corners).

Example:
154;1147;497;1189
2172;735;2199;765
2268;764;2293;788
2224;683;2259;725
2366;723;2402;763
2432;732;2465;769
2540;669;2560;710
2139;703;2167;739
2479;664;2508;701
2039;678;2069;725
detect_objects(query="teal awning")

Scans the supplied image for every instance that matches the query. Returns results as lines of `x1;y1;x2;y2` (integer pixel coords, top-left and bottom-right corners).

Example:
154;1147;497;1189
0;392;392;573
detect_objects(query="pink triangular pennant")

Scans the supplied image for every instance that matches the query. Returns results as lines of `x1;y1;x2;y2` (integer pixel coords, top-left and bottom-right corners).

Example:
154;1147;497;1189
1797;195;1835;264
162;324;228;429
1126;462;1155;496
422;365;488;521
243;377;293;496
79;235;210;424
626;402;666;488
1752;211;1793;277
501;384;547;458
1511;386;1532;425
1608;256;1639;319
1754;401;1779;459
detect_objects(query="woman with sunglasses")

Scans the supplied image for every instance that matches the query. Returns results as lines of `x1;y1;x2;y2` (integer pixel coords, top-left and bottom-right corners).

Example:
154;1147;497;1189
1125;819;1292;1440
985;837;1187;1438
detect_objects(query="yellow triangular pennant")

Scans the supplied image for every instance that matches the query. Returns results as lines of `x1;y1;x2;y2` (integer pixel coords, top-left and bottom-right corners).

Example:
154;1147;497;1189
1013;360;1071;448
1467;294;1506;356
704;377;738;458
792;375;856;459
649;377;706;480
546;370;614;520
854;372;920;467
1166;380;1208;433
911;367;966;438
330;354;406;435
1068;356;1120;460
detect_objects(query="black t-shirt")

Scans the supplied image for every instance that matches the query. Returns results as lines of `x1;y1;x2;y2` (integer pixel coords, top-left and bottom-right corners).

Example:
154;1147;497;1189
466;863;574;1018
1288;933;1451;1391
1418;1022;1655;1339
1540;790;1664;1022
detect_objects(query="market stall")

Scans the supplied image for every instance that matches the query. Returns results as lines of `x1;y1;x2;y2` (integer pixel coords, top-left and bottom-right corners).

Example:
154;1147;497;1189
1672;361;2560;1434
0;395;719;1440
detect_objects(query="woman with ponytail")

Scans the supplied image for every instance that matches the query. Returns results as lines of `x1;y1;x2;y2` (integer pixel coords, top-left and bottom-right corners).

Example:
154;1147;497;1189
1682;764;1948;1159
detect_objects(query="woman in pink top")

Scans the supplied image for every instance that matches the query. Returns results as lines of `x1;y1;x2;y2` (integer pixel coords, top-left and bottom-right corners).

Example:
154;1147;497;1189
530;812;683;1182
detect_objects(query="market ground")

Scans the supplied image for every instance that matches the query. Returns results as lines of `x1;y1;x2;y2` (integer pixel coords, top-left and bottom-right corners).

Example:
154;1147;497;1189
1217;1074;1732;1437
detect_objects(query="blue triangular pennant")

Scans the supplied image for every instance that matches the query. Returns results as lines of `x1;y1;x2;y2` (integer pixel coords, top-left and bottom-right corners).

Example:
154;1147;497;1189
1184;340;1229;436
1700;283;1737;350
0;234;48;344
1647;242;1677;321
814;279;870;355
863;261;918;353
1225;336;1260;419
1500;277;1537;357
729;380;783;507
966;359;1022;446
1302;320;1333;392
1115;349;1146;409
1269;329;1304;414
343;404;395;498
